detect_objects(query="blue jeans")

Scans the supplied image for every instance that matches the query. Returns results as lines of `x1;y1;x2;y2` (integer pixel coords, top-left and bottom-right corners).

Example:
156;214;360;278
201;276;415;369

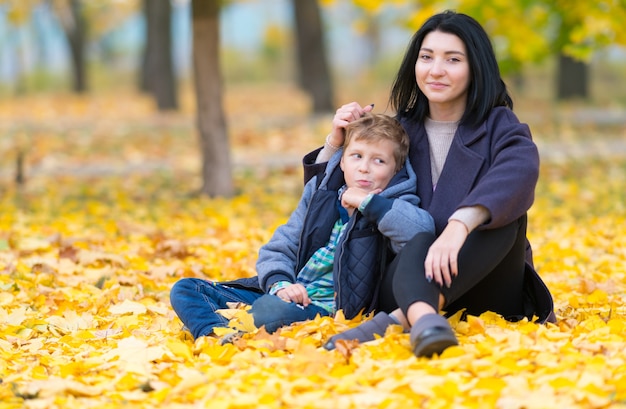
250;294;331;333
169;278;263;339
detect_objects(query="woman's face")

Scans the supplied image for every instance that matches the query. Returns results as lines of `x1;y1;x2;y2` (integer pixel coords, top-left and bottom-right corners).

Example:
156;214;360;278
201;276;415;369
415;30;470;118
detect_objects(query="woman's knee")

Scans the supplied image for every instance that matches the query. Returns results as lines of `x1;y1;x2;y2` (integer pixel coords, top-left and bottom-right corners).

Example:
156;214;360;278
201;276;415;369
391;232;440;313
392;232;434;284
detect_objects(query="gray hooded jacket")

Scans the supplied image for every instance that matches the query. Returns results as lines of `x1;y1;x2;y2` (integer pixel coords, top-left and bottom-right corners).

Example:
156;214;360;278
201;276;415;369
253;149;434;318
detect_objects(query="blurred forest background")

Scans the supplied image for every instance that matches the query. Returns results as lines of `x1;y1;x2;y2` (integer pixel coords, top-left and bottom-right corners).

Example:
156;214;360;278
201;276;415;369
1;0;625;197
2;0;625;99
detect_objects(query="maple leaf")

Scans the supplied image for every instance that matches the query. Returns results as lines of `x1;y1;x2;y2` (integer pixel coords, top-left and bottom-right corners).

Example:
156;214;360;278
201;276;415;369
46;310;94;334
334;339;360;362
108;299;148;315
3;306;28;326
154;239;194;259
58;244;80;262
94;327;123;339
216;304;257;333
236;327;288;352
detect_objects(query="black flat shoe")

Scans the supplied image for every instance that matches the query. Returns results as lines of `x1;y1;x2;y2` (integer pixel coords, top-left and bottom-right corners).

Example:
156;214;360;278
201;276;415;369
411;326;458;357
410;314;458;358
323;339;338;351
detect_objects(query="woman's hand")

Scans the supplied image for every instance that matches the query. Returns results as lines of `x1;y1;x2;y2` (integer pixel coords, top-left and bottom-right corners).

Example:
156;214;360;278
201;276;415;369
275;283;311;306
424;220;469;288
328;102;374;148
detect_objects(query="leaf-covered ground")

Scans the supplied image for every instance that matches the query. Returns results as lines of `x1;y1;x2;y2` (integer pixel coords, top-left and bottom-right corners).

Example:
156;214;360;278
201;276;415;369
1;88;625;408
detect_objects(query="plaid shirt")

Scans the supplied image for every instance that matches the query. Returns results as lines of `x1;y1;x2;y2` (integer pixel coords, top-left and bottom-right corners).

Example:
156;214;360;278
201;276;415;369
270;218;348;314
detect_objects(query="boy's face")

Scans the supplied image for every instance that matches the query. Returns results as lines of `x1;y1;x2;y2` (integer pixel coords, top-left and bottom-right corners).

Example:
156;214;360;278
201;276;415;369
340;137;398;193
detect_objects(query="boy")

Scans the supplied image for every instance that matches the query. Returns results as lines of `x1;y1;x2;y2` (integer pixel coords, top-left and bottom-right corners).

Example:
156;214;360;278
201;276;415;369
169;113;434;339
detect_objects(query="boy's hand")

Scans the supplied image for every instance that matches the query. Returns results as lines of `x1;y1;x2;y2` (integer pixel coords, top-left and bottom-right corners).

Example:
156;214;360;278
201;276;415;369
275;283;311;306
341;187;381;214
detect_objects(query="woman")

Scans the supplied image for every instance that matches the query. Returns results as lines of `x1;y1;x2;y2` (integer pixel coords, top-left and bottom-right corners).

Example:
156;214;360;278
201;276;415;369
304;10;555;358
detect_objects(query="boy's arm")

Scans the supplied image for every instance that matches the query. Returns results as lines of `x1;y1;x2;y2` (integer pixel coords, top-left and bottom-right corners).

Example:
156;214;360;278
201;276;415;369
256;177;317;292
360;194;435;253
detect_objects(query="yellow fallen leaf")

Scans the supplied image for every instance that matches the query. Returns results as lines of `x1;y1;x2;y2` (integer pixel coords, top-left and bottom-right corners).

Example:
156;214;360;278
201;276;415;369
587;289;608;304
0;292;15;306
31;365;48;380
217;307;257;332
108;299;148;315
166;339;193;360
170;368;208;395
94;327;123;339
115;372;143;392
607;318;626;334
467;315;486;333
46;311;93;334
472;376;507;394
4;306;28;326
99;336;170;375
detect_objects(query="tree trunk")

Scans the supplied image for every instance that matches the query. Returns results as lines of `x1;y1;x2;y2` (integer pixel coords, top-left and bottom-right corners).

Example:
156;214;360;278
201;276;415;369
140;0;178;110
57;0;87;93
15;148;25;186
557;54;589;100
139;0;151;93
291;0;334;113
192;0;233;197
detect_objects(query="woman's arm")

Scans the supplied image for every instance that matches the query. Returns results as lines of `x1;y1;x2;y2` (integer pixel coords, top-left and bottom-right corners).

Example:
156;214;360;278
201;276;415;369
303;102;375;183
458;109;539;228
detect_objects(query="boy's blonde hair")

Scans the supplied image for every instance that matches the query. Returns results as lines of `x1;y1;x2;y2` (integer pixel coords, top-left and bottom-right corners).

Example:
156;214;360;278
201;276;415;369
343;113;410;173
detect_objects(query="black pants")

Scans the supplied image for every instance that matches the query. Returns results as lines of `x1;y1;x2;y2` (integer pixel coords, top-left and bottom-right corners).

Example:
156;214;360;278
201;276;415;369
378;216;528;321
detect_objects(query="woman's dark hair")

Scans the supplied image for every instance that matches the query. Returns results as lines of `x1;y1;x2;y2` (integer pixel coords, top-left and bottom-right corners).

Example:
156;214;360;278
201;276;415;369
390;10;512;127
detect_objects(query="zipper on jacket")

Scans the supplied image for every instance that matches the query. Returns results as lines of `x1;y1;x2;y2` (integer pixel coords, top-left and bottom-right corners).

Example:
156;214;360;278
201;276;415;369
334;214;357;312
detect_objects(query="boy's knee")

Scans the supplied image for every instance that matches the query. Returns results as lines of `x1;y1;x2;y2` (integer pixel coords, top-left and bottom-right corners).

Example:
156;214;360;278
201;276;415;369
170;278;200;305
251;295;287;330
251;295;281;316
170;279;187;297
171;278;202;293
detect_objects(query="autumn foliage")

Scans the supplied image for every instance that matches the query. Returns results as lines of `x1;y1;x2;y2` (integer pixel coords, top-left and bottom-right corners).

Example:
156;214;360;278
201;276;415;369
1;88;625;408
